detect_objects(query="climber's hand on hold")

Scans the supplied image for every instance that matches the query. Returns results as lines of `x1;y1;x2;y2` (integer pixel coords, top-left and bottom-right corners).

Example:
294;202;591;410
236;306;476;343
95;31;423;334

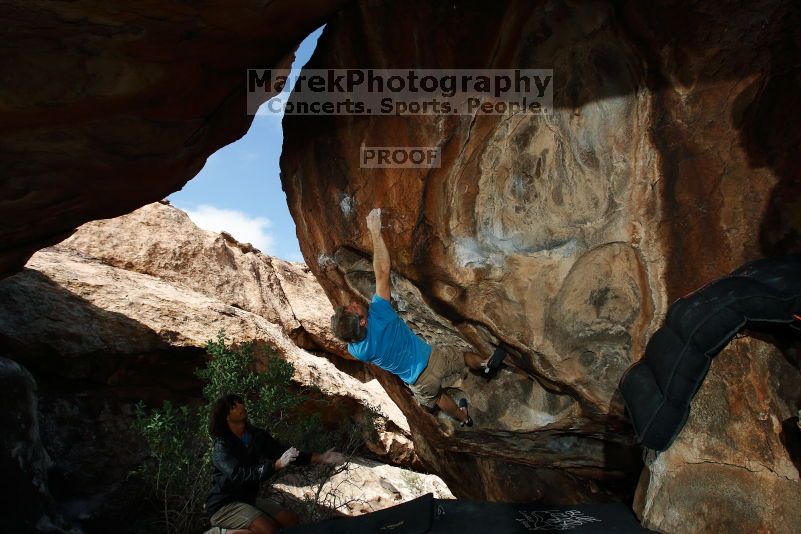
366;208;382;234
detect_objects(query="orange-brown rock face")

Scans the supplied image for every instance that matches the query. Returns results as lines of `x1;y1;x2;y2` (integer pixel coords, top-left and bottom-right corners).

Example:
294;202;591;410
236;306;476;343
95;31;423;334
0;0;348;278
280;0;801;527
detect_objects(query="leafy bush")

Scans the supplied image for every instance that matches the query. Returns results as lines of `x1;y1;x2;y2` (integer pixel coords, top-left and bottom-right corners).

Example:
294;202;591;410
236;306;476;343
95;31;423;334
132;331;352;534
132;401;209;534
196;332;307;442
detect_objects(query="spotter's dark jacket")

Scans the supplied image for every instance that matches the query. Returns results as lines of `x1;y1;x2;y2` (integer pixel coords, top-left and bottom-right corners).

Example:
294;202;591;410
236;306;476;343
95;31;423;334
205;425;311;517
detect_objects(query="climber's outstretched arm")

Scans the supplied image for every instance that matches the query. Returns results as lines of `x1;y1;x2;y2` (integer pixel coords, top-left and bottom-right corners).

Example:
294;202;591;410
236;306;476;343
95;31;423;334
366;208;391;300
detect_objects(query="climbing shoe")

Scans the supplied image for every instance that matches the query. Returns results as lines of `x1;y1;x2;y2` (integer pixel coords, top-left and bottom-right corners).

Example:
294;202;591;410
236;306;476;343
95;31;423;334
458;398;473;427
483;345;508;378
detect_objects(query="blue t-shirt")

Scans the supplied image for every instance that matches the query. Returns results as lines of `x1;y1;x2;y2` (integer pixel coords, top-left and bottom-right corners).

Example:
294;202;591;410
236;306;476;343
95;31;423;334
347;294;431;384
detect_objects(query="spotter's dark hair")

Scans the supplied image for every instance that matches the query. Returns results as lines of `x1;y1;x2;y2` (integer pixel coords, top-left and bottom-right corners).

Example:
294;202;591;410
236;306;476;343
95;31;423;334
209;393;245;440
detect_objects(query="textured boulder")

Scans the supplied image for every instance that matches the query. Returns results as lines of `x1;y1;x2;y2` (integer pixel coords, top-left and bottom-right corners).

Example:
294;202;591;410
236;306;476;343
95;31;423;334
633;337;801;533
0;204;420;528
56;202;352;365
273;457;453;520
279;0;801;525
0;247;405;424
0;0;348;278
0;204;411;452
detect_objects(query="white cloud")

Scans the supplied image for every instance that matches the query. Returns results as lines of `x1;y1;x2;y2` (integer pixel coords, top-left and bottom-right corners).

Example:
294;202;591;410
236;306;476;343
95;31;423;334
183;205;274;254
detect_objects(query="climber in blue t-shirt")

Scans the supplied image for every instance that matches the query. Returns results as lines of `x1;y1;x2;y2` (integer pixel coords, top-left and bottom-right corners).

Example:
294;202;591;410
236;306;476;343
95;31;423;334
331;209;514;427
346;292;431;384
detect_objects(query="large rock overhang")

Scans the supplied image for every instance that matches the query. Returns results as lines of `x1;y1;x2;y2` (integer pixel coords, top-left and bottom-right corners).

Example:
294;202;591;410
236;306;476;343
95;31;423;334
278;0;801;509
0;0;350;278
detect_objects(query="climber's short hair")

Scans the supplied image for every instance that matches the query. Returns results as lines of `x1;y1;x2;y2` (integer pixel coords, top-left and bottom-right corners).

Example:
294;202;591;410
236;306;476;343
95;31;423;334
331;306;367;343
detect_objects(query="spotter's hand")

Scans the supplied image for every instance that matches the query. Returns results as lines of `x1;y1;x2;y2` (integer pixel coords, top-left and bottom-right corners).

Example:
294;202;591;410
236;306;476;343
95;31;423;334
275;447;300;470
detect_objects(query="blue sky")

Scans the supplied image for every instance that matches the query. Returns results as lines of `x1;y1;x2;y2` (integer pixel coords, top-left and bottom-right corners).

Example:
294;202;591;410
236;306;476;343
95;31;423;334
168;27;323;263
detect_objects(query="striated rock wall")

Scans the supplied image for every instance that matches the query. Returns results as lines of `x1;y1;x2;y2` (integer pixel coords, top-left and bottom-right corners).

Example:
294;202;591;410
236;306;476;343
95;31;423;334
56;201;352;366
282;0;661;503
279;0;801;529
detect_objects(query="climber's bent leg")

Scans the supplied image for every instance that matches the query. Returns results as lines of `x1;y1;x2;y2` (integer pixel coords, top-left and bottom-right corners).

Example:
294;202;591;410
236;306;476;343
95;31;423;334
435;390;470;424
463;351;486;370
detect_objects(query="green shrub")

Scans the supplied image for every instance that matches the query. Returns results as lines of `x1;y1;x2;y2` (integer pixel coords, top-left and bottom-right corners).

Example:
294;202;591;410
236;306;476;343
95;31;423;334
132;401;209;534
132;331;335;534
196;332;307;440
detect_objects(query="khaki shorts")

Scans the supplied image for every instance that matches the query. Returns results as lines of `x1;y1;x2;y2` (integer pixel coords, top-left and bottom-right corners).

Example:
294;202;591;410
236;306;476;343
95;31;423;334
209;498;285;530
408;345;466;408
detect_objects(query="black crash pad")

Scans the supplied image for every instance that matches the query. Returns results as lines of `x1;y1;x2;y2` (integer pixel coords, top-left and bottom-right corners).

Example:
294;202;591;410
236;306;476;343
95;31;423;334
283;493;653;534
619;254;801;451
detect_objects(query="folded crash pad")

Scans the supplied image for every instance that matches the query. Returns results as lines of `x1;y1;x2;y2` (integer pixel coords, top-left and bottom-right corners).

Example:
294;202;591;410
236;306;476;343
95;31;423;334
619;254;801;451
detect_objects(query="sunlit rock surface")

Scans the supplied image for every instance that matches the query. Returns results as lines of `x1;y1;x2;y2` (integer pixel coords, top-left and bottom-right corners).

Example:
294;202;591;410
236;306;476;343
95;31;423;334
273;457;453;520
57;202;350;365
0;203;412;457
